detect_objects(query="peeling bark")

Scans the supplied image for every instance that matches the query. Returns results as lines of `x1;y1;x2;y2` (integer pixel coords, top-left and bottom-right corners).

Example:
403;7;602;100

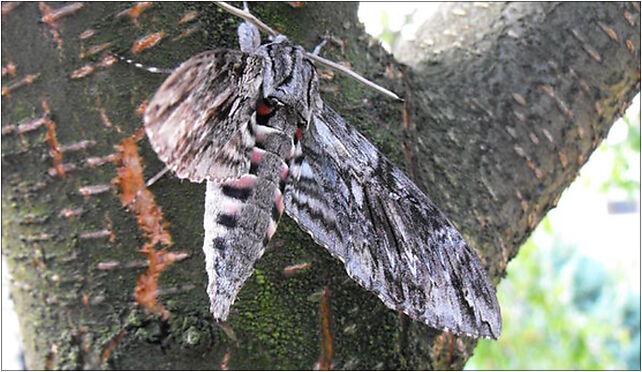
1;2;639;370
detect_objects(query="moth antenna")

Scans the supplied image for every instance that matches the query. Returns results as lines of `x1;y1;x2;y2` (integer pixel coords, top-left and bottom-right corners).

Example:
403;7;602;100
215;1;403;102
145;166;170;188
110;52;173;75
306;52;404;102
307;33;402;101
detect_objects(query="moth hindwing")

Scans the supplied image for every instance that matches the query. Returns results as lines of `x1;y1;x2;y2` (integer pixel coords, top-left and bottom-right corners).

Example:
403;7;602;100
143;13;501;339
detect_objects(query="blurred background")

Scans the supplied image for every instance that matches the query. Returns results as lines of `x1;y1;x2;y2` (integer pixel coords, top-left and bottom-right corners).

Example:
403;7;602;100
1;3;639;370
359;3;641;370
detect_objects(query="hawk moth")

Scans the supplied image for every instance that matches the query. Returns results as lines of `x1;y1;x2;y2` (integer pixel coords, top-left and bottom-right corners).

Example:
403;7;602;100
142;5;501;339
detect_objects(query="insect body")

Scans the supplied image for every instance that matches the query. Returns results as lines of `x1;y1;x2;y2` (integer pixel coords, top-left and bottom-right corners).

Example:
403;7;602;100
143;7;501;339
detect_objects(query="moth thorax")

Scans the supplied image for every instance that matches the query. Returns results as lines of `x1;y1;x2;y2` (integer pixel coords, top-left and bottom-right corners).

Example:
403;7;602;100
259;42;321;125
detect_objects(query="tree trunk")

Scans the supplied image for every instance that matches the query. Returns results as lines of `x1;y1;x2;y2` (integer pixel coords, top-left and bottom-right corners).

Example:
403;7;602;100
1;2;639;370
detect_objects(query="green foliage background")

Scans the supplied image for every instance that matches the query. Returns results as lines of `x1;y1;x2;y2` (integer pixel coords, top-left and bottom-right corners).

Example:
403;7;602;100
466;101;640;370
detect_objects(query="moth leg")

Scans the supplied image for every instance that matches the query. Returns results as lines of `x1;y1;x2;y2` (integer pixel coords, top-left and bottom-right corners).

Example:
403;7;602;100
237;2;261;52
311;32;345;56
311;39;327;56
215;2;278;37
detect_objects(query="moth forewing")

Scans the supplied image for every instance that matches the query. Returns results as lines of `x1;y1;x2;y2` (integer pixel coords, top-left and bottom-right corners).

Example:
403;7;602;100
284;107;501;339
143;50;264;183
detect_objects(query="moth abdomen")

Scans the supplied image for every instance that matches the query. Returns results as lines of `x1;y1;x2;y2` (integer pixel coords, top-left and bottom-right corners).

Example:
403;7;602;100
221;179;253;202
249;148;288;179
204;181;278;320
216;213;239;229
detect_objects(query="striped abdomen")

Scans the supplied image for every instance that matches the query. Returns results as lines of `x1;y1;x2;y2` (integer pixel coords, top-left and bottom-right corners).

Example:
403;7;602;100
203;99;298;320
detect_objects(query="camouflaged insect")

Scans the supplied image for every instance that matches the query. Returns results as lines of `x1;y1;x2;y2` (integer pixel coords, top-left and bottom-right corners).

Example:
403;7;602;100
143;10;502;339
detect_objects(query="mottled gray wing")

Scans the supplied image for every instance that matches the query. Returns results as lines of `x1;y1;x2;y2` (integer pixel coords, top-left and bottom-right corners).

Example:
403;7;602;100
144;50;264;183
284;105;502;339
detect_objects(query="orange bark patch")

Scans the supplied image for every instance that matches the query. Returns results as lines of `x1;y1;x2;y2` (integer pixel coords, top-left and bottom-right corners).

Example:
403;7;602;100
594;101;603;116
97;261;120;270
132;126;146;142
283;262;311;277
1;2;22;16
1;62;16;77
71;65;95;79
59;207;84;219
117;1;152;26
558;151;568;168
623;10;635;27
446;334;455;365
136;245;169;319
135;100;148;116
101;329;127;364
178;10;197;25
316;288;333;370
114;138;144;205
86;154;116;168
24;73;37;84
220;348;231;371
45;343;57;370
132;189;172;246
1;73;39;97
40;2;84;26
48;163;76;177
599;23;618;42
79;229;112;240
78;184;111;196
433;333;446;360
99;108;113;128
2;116;47;135
97;54;117;68
319;69;335;81
114;136;178;318
39;2;84;51
38;1;60;48
70;56;116;80
174;25;199;42
43;101;65;178
80;42;112;59
135;246;177;320
79;28;96;40
132;31;164;54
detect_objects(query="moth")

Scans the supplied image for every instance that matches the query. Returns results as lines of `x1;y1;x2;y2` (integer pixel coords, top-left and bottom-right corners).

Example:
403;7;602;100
142;3;501;339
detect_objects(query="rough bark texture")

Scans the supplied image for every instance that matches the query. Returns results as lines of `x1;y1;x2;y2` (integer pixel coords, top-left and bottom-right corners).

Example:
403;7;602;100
1;2;639;370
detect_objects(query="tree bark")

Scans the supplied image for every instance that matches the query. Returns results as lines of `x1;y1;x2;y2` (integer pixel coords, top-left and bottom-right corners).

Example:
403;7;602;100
1;2;639;370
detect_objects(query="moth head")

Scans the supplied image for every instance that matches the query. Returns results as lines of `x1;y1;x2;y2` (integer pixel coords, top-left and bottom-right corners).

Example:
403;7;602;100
259;42;323;126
